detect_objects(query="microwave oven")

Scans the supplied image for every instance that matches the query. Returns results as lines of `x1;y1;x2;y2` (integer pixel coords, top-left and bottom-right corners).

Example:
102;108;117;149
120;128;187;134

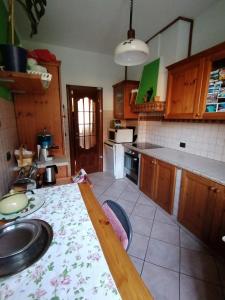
108;128;133;143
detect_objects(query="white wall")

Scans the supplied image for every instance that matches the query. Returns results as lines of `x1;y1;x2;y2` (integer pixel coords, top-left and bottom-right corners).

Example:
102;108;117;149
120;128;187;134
22;40;124;168
127;20;190;101
192;0;225;54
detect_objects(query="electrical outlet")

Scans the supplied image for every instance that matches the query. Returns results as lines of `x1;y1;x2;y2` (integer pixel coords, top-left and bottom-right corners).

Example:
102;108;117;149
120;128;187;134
180;142;186;148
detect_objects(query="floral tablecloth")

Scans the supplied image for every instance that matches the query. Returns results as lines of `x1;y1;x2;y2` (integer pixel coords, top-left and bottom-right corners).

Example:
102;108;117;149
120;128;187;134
0;184;121;300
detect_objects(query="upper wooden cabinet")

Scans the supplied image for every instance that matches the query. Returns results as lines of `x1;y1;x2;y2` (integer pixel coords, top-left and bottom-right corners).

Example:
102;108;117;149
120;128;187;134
165;41;225;120
165;58;204;119
113;80;139;119
14;61;64;156
140;155;176;214
178;170;225;257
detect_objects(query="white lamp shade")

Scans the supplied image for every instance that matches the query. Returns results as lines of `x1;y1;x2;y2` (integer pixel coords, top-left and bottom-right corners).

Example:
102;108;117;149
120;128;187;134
114;38;149;66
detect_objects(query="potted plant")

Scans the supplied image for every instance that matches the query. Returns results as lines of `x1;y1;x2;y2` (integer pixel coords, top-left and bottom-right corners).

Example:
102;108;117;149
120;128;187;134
0;0;47;72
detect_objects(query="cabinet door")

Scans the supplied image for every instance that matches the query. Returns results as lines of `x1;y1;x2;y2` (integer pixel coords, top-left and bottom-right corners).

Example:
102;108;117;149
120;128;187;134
154;160;176;214
140;155;156;199
124;82;139;119
200;45;225;120
113;84;124;119
209;185;225;257
178;171;215;242
165;59;204;119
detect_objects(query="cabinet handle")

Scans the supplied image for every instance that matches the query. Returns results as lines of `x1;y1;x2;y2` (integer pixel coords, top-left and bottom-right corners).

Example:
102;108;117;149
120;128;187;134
208;186;216;192
195;113;200;117
215;188;221;194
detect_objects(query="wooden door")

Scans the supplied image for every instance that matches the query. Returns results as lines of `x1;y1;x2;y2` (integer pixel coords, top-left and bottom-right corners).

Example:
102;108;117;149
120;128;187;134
67;85;103;175
154;160;176;214
178;171;215;242
140;155;156;199
209;184;225;257
165;58;204;119
14;61;64;156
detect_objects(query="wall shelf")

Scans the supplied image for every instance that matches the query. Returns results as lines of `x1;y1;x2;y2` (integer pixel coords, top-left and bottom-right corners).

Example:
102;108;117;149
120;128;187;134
131;99;165;113
0;71;49;94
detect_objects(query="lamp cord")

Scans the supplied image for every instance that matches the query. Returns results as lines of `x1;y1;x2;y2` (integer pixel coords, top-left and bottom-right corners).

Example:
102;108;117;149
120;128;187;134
129;0;133;30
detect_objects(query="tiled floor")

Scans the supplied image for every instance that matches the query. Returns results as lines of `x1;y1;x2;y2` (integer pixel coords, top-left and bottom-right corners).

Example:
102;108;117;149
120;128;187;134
89;172;225;300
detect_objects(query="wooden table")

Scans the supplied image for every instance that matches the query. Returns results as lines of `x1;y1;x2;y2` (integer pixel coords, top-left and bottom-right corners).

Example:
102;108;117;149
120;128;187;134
79;182;153;300
0;181;153;300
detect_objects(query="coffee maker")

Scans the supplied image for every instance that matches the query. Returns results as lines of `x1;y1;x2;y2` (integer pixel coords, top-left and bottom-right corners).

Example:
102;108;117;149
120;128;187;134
37;128;53;161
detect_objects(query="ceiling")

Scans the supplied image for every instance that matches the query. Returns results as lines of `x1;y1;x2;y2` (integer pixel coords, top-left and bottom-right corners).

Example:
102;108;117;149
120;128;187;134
15;0;218;55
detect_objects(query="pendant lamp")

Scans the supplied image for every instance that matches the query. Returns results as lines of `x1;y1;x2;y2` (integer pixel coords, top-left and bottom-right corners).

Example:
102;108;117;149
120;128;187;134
114;0;149;66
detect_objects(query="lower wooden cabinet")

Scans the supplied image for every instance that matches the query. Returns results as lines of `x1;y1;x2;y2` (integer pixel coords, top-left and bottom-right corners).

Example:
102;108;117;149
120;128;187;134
178;170;225;257
140;155;176;214
154;160;176;214
140;155;156;200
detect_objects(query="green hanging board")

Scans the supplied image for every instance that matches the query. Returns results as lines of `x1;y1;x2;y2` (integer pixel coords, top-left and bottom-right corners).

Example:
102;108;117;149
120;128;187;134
136;58;160;104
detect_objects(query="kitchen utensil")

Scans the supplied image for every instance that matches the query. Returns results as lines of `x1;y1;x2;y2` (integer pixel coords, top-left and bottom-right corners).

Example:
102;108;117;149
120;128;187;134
43;165;58;185
0;194;45;221
0;219;42;258
0;190;29;215
0;219;53;277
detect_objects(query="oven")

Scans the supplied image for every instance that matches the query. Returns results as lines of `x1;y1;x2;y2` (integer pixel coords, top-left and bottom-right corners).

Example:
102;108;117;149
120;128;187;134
124;149;140;185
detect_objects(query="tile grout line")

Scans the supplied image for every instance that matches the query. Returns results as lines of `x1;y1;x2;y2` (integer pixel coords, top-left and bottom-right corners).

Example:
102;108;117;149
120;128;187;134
140;206;157;276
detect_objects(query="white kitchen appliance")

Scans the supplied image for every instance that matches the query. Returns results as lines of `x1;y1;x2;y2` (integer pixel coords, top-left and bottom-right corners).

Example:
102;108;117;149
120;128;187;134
104;141;124;179
108;128;133;143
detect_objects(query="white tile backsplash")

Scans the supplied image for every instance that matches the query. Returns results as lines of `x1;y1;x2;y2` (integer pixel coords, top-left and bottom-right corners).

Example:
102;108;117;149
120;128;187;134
138;120;225;162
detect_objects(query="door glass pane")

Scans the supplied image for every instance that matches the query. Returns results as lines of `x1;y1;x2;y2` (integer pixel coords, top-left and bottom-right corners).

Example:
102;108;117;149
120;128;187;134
79;124;84;136
78;111;84;125
84;97;89;111
84;124;90;135
76;97;96;149
78;99;83;111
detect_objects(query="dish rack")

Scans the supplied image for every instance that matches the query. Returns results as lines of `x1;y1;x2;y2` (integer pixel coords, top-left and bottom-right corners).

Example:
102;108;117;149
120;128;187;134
27;70;52;89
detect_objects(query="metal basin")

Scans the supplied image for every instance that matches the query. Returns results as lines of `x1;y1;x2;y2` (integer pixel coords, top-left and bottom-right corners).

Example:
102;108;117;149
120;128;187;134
0;219;53;277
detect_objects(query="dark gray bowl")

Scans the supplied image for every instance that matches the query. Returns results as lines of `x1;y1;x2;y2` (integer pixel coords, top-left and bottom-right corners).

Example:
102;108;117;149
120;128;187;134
0;219;53;277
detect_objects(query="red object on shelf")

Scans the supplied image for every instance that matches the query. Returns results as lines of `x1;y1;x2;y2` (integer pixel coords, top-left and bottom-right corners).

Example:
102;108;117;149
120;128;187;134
28;49;57;63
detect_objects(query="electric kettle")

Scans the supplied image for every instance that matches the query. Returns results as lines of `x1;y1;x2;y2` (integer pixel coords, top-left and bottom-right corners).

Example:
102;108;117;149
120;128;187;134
43;165;58;185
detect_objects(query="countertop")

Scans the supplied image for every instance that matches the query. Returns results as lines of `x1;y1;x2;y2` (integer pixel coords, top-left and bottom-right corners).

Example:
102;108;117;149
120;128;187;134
124;144;225;186
36;156;69;168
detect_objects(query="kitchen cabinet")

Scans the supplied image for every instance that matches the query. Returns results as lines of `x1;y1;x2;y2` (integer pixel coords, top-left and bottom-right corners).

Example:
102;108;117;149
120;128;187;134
154;159;176;214
140;155;176;214
165;41;225;120
14;61;64;156
178;170;225;257
165;58;204;119
113;80;139;119
200;44;225;120
140;155;156;199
